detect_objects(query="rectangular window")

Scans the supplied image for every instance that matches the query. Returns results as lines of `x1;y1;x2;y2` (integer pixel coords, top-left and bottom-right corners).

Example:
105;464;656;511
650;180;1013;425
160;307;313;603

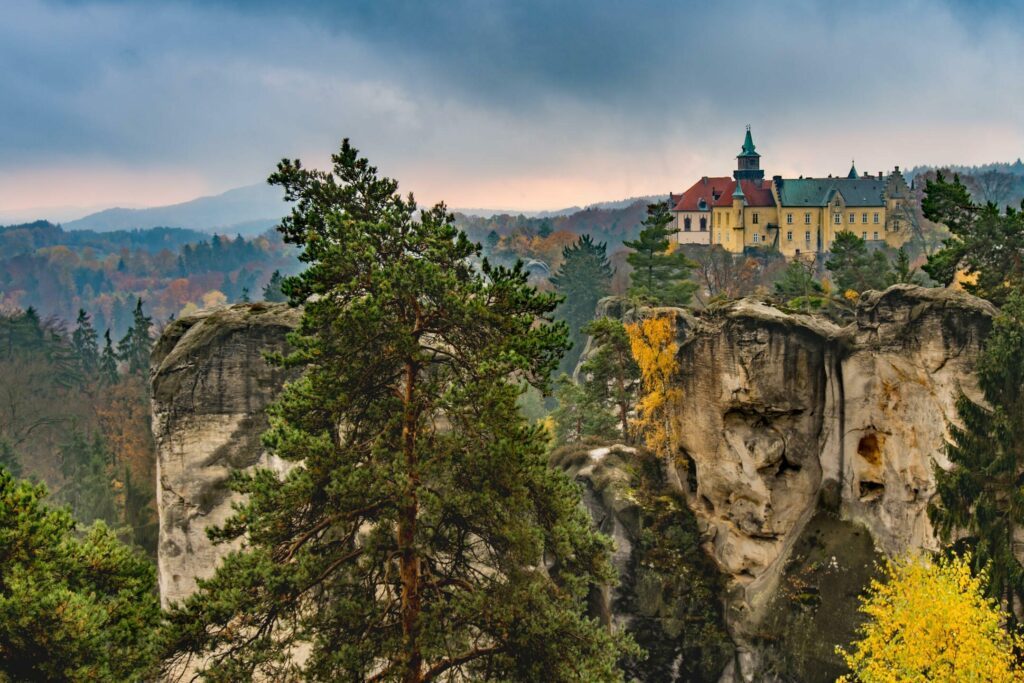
787;213;793;224
786;230;793;241
862;212;868;223
873;231;879;240
752;213;759;225
862;231;868;240
805;230;811;242
805;212;811;224
752;233;759;243
849;212;855;223
833;213;841;224
873;212;880;223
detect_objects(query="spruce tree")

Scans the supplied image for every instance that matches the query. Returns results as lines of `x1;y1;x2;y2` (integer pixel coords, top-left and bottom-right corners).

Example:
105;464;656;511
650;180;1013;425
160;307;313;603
549;234;614;372
929;288;1024;619
163;139;631;681
116;298;152;376
71;309;99;376
625;202;697;305
262;269;288;302
0;469;160;681
99;330;119;385
58;429;117;526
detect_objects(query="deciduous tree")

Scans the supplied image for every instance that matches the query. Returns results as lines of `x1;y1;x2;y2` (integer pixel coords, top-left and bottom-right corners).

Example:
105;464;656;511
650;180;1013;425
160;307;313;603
837;554;1023;682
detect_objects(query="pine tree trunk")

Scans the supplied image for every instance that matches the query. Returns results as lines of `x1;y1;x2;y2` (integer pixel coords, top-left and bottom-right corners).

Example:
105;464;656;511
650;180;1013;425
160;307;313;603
399;358;423;683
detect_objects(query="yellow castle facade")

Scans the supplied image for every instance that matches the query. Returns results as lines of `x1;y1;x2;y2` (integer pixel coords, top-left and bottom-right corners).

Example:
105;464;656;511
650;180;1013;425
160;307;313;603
669;128;914;258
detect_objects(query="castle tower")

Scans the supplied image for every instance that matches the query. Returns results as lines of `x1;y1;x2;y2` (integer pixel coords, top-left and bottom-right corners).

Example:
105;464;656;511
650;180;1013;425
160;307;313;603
734;125;764;181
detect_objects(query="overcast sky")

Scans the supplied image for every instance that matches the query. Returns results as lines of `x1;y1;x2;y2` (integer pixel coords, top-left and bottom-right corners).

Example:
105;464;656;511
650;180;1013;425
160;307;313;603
2;0;1022;218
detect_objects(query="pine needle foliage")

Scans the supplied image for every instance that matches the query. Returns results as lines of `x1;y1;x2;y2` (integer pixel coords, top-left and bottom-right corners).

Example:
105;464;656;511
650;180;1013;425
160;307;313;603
162;140;633;682
625;202;698;306
930;288;1024;617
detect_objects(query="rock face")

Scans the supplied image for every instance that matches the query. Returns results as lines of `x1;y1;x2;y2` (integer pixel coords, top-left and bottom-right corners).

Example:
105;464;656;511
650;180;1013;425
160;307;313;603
151;302;301;606
595;285;994;680
151;286;995;681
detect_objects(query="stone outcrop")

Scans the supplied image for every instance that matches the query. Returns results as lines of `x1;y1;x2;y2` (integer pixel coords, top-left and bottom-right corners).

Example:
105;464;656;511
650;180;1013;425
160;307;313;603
151;302;300;606
151;285;996;681
583;285;994;680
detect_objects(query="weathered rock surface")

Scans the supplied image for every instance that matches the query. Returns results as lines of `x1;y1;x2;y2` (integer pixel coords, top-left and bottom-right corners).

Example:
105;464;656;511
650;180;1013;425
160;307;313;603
151;302;300;606
151;285;995;681
584;285;995;680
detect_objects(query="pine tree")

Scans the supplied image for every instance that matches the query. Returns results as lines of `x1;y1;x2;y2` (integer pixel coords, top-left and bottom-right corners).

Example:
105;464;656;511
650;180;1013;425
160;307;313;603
929;288;1024;619
625;202;698;305
551;374;617;444
537;220;553;239
163;139;632;681
580;317;640;442
549;234;614;372
825;231;891;293
262;269;288;302
887;247;921;285
99;330;119;385
71;308;99;376
116;298;153;376
0;469;160;681
773;259;824;302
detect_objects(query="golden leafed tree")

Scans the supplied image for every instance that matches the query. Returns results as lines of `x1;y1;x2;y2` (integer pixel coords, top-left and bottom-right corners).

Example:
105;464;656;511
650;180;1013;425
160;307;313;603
838;553;1024;683
625;316;680;458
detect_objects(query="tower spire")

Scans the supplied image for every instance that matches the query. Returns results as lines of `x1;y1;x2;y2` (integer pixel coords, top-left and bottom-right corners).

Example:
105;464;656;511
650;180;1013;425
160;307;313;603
741;125;757;156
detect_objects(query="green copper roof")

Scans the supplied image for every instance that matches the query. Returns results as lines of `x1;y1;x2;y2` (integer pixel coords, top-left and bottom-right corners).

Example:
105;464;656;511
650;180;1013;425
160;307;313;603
777;177;887;207
739;126;759;157
848;162;858;178
732;180;746;200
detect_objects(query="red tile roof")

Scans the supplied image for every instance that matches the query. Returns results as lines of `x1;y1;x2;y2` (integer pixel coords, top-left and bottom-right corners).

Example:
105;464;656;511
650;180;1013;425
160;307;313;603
672;176;775;210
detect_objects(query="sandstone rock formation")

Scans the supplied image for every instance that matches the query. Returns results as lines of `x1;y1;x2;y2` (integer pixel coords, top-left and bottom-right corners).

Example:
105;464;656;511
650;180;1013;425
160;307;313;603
582;285;995;680
151;302;300;606
151;285;996;681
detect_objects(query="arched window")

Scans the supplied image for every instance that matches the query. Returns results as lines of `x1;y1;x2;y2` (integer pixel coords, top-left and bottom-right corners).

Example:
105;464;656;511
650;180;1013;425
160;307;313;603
699;217;707;232
684;217;692;232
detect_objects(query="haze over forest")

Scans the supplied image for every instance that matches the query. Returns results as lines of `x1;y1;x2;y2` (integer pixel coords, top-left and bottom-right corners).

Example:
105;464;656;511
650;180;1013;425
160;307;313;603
4;1;1024;682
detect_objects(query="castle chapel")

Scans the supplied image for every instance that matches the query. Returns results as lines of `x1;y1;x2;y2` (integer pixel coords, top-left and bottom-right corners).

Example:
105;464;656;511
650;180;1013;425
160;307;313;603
669;127;913;258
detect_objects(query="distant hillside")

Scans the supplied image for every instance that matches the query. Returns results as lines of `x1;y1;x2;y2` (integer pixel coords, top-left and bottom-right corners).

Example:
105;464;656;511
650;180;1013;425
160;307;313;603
455;197;659;251
0;221;299;339
63;184;287;234
905;160;1024;208
454;194;663;219
0;220;209;257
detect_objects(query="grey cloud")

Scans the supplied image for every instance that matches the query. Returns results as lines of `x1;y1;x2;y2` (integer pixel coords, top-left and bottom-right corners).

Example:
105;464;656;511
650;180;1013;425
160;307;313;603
2;0;1023;207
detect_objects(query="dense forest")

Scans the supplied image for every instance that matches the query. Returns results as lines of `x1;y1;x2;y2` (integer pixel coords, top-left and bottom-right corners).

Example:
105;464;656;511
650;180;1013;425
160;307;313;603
3;152;1024;680
0;221;301;340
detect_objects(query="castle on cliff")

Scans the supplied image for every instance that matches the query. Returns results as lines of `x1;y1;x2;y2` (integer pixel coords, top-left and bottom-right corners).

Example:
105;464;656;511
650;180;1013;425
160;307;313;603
669;127;914;257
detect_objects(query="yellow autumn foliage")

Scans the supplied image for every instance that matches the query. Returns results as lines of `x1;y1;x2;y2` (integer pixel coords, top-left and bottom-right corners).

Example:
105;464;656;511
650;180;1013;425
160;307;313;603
838;553;1024;683
625;316;681;457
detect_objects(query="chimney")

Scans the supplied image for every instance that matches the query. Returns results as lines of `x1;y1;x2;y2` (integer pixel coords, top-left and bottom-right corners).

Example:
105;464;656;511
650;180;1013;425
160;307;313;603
773;175;782;182
878;171;882;179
